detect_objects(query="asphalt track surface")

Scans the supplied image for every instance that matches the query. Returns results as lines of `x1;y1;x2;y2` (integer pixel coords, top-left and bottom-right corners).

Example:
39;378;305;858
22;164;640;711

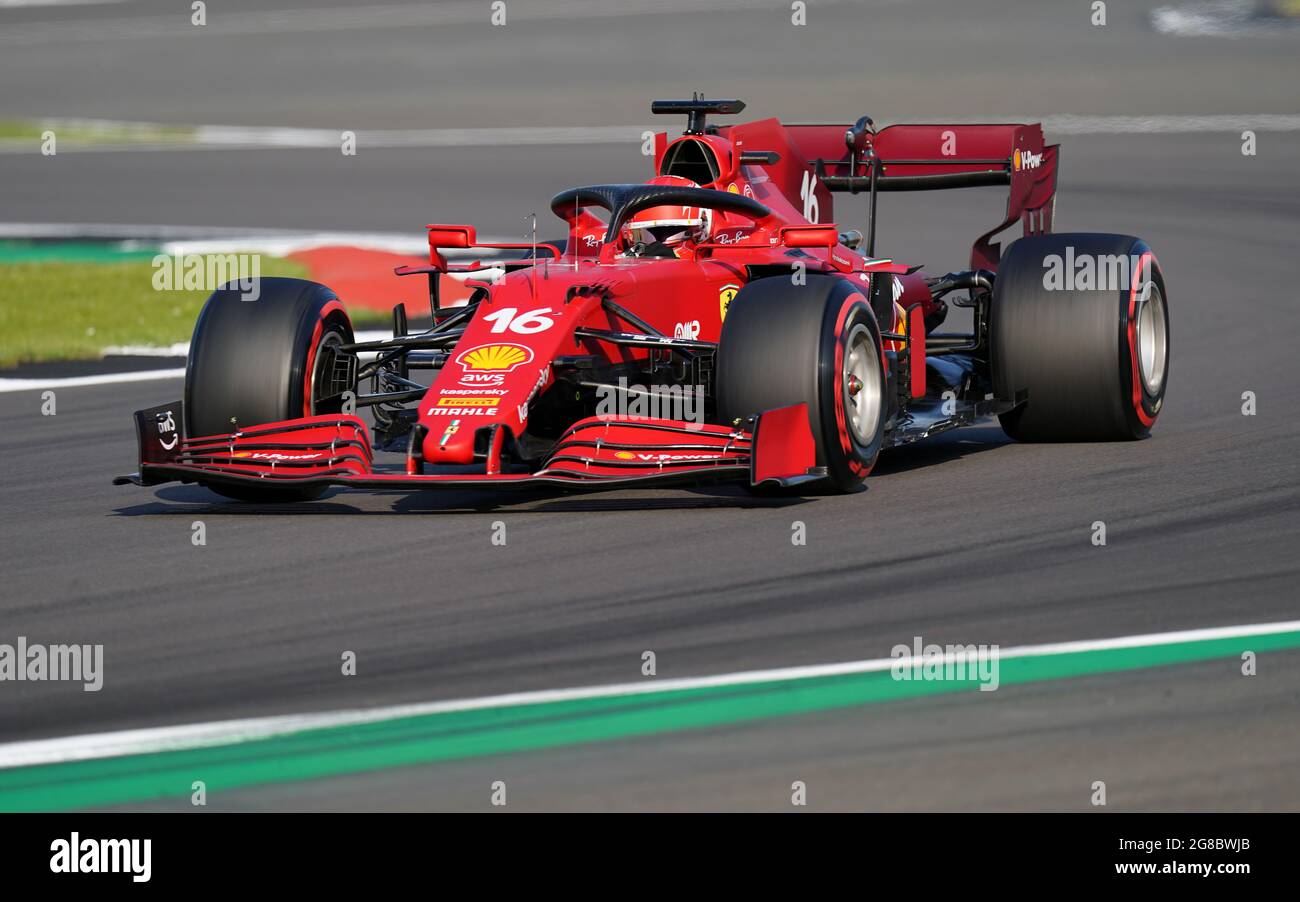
1;0;1298;810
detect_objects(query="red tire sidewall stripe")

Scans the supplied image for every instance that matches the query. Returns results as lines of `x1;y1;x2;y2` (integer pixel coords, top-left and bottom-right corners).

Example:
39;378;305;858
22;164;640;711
303;299;347;417
830;289;877;477
1125;251;1157;428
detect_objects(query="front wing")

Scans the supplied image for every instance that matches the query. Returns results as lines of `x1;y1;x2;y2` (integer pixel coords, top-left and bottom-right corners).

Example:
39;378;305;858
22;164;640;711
113;402;824;494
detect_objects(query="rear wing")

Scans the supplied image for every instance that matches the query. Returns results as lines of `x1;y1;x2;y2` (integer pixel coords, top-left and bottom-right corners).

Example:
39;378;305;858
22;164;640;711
834;123;1058;271
713;117;1059;272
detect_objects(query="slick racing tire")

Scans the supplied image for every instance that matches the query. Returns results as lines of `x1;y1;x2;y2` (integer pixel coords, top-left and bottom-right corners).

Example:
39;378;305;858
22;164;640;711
185;277;354;502
716;274;886;493
990;233;1168;442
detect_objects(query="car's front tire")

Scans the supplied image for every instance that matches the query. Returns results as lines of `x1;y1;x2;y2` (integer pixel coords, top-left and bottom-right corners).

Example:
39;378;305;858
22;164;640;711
185;277;354;501
716;274;887;492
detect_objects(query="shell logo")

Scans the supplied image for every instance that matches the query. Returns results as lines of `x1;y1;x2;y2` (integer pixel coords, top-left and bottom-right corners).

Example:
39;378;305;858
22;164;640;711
454;343;534;373
613;450;636;460
893;302;908;338
1013;148;1042;171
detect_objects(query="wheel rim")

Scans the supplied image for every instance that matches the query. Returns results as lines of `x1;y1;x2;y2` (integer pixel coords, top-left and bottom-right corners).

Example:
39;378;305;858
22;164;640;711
1135;281;1167;396
309;329;345;414
842;323;882;445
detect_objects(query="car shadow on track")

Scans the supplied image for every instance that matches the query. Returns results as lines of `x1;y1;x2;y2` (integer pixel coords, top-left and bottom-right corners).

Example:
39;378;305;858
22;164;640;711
109;426;1013;516
871;425;1013;478
110;483;813;516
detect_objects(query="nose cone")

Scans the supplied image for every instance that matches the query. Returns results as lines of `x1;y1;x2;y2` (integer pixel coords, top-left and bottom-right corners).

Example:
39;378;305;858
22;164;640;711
422;413;477;464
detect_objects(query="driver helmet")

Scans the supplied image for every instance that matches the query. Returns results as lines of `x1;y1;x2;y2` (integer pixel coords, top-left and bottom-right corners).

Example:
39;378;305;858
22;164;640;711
622;175;711;251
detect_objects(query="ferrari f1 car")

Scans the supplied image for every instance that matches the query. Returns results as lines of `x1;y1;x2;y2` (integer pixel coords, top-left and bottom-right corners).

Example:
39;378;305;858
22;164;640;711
116;97;1170;501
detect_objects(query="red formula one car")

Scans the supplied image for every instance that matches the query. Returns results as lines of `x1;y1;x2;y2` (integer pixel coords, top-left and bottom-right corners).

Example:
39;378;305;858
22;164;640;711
117;97;1170;501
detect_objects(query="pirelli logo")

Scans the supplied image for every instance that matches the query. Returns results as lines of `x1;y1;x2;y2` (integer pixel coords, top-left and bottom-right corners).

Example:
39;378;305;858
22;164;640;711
437;397;499;408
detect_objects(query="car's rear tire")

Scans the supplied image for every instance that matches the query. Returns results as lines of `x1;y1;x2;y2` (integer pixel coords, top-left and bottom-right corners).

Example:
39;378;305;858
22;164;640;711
990;233;1169;442
185;277;354;502
716;274;886;492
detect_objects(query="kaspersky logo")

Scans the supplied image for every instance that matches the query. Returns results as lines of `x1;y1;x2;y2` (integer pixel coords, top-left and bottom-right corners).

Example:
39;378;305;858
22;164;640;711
454;343;534;386
1014;148;1044;171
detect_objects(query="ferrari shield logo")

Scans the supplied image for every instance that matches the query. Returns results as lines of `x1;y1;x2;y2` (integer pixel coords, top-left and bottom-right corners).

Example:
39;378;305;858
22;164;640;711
719;284;739;322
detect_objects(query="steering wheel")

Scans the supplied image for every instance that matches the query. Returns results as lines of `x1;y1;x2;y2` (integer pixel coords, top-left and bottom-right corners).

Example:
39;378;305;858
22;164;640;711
550;183;771;245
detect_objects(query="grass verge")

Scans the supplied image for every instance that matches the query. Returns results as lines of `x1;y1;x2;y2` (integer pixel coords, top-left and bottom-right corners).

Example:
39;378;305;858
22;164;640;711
0;255;386;369
0;119;197;147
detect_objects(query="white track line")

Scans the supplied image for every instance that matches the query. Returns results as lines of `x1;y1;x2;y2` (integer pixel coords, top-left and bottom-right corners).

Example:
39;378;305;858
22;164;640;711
3;115;1299;155
0;222;503;256
96;343;191;358
0;222;412;244
0;0;125;6
0;331;396;392
0;368;185;393
99;329;392;360
158;233;428;256
0;0;794;45
194;124;650;149
1153;1;1300;37
1040;113;1300;134
1;619;1296;771
0;125;650;153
